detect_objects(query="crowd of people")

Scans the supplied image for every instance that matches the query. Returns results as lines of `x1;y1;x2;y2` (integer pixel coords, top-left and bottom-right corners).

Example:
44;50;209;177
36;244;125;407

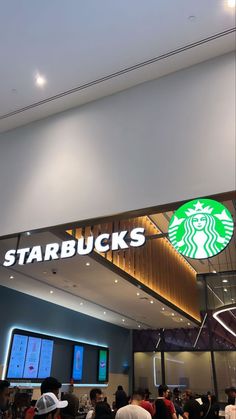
0;378;236;419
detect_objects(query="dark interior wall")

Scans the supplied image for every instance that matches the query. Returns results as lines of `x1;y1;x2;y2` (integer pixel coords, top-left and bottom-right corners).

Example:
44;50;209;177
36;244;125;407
0;286;132;376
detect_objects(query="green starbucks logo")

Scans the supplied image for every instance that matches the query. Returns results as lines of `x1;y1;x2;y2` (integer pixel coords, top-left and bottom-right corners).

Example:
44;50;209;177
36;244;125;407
168;199;234;259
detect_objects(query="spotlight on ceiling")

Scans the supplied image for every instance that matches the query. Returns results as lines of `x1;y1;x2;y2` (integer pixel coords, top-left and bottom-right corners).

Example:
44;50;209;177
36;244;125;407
35;74;46;87
227;0;236;7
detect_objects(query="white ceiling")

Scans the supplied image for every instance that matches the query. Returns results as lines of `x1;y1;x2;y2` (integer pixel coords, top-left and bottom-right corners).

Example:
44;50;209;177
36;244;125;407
0;0;235;132
0;232;195;330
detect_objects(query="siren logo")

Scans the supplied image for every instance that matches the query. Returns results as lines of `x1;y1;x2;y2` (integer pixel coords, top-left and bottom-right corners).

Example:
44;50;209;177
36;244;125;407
168;199;234;259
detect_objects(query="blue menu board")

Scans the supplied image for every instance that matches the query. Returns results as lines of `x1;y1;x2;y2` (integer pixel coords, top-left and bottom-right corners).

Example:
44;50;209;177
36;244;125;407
7;334;28;379
23;337;41;379
72;346;84;380
38;339;54;378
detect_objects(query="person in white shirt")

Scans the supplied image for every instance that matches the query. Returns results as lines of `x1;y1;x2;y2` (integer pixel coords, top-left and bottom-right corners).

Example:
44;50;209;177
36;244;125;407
116;390;152;419
86;388;103;419
225;399;236;419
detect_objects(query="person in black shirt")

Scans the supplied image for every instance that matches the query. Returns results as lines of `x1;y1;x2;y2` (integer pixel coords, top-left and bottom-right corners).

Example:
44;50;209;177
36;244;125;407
183;390;201;419
115;386;128;410
201;395;219;419
0;381;10;419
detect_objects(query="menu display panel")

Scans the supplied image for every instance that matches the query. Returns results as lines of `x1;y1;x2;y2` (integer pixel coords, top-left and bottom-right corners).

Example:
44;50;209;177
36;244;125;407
72;345;84;380
23;337;41;379
7;334;28;379
38;339;54;379
98;349;109;382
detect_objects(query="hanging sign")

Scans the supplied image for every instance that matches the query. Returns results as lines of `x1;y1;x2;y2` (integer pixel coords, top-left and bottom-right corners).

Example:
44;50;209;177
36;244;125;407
168;199;234;259
2;227;146;267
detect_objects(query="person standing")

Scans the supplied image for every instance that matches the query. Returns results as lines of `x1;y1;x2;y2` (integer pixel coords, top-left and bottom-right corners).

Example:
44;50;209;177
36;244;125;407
86;389;103;419
0;381;11;419
182;390;201;419
153;385;177;419
115;390;151;419
115;386;128;410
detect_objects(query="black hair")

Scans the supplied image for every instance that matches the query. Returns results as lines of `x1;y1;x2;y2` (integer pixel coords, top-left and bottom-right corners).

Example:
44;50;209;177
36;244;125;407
154;399;168;419
158;385;169;397
41;377;61;395
132;389;145;401
61;394;79;418
0;380;10;393
95;401;112;418
117;386;123;391
90;388;102;402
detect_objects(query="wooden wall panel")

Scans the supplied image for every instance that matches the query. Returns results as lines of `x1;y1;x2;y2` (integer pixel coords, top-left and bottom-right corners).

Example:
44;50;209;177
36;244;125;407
68;216;200;321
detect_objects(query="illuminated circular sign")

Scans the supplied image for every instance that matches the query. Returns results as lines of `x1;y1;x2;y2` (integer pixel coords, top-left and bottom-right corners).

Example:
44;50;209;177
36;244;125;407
168;199;234;259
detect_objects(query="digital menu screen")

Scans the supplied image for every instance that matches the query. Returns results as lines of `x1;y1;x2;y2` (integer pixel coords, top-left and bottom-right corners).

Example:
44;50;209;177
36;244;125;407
23;337;41;379
38;339;54;379
72;346;84;381
98;349;108;382
7;334;28;379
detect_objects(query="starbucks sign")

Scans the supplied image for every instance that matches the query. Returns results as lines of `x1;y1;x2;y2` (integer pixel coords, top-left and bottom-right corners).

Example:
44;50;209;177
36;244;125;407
168;199;234;259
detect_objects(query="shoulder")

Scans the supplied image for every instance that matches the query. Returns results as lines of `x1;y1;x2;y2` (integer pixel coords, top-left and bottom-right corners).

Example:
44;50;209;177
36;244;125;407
86;410;94;419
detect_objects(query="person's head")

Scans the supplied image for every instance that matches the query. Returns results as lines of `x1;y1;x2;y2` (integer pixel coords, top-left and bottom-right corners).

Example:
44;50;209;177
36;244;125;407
41;378;62;398
166;390;172;401
0;380;10;410
144;389;150;400
182;390;193;402
117;386;123;391
90;389;103;407
61;394;79;418
158;385;169;399
173;388;180;397
95;402;112;419
35;392;68;419
228;387;236;399
131;390;145;405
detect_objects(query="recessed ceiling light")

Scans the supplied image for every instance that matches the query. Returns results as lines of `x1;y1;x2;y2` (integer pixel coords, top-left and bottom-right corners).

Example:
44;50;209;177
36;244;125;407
26;231;31;236
224;288;228;292
231;299;235;302
150;300;154;304
115;279;118;284
103;311;106;315
137;292;140;296
80;302;84;306
187;322;191;326
172;313;175;316
212;270;217;274
227;0;236;7
86;262;90;267
222;279;228;283
138;325;141;328
162;307;165;311
35;74;46;87
122;319;125;322
9;275;14;280
180;318;183;321
50;290;54;294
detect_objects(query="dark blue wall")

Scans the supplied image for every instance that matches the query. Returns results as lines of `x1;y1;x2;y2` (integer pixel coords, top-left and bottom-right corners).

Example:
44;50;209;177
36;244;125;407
0;286;132;375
